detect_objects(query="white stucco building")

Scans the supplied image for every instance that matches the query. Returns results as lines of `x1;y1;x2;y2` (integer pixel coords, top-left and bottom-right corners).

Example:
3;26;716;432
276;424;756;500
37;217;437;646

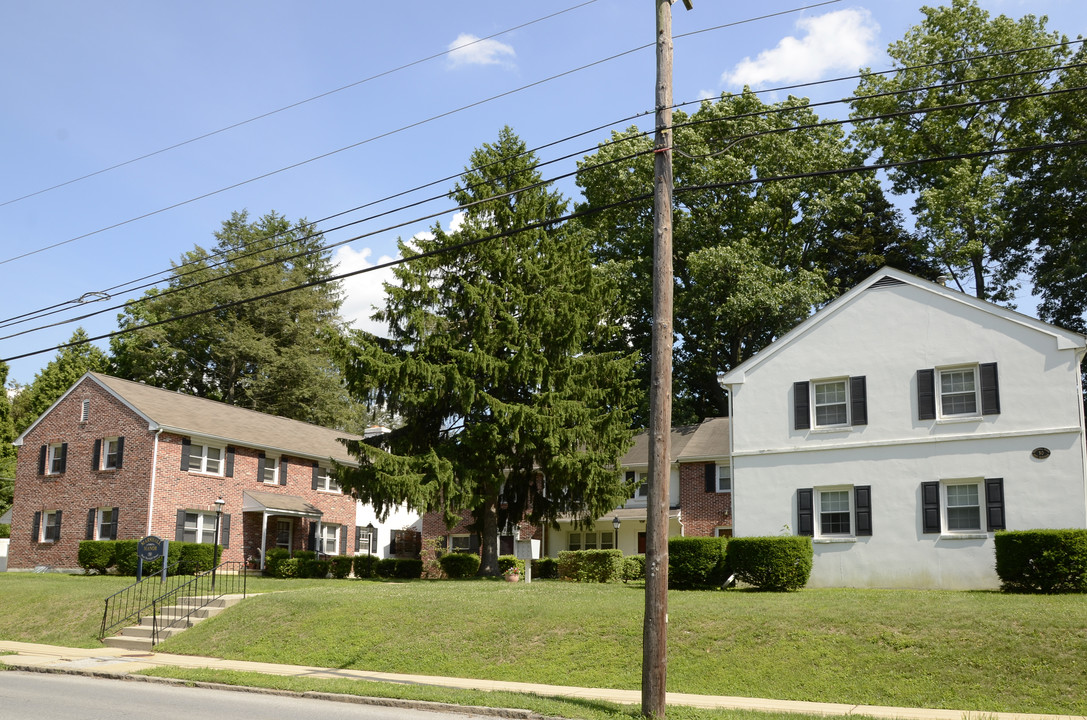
720;268;1087;589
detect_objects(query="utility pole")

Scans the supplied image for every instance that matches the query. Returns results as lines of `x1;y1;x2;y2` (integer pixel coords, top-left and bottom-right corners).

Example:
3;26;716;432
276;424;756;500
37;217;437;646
643;1;688;718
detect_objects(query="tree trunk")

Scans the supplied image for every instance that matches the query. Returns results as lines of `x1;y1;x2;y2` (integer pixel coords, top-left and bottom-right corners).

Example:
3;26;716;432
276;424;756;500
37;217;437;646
477;498;500;576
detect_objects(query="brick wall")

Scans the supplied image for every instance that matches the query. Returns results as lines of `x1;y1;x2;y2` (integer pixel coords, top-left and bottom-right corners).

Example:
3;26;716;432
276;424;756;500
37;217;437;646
9;376;359;570
678;462;732;537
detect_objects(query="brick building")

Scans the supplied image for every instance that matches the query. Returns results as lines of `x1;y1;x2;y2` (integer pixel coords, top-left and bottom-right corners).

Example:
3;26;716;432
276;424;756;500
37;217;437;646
9;372;372;571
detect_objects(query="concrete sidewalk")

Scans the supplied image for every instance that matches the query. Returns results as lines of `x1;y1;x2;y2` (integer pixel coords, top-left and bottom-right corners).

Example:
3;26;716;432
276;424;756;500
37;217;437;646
0;641;1081;720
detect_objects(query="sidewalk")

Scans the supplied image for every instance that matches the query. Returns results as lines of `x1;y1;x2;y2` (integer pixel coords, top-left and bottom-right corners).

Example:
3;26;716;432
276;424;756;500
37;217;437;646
1;640;1081;720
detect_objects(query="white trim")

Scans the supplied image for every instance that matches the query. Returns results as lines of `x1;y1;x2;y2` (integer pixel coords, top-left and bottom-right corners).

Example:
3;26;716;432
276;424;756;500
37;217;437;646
147;429;161;536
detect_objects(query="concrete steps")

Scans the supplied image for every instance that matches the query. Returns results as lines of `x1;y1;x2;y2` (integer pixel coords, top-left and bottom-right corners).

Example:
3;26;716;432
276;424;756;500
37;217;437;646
102;594;246;651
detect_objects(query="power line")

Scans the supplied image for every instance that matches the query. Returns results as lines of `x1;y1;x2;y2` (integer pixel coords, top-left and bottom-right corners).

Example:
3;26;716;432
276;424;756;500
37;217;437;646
5;135;1085;365
0;0;605;211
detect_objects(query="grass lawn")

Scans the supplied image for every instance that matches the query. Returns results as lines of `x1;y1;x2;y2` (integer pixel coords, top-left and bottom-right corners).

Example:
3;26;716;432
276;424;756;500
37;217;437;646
0;574;1084;715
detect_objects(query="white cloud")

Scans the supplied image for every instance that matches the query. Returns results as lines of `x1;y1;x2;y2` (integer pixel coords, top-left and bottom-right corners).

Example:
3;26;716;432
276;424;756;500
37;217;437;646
722;8;879;88
447;33;515;68
334;245;397;338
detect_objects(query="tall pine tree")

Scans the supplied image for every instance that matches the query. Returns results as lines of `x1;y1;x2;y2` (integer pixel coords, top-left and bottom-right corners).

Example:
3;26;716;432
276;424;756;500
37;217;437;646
338;127;637;575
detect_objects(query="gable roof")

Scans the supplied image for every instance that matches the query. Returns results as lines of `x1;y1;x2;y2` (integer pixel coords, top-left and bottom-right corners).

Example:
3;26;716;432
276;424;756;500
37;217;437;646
17;372;361;465
620;416;730;467
719;267;1087;386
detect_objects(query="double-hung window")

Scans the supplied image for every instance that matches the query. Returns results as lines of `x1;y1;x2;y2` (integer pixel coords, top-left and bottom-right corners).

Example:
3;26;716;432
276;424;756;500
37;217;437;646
704;463;731;493
92;507;119;540
262;456;279;484
794;377;867;430
450;534;473;552
922;479;1004;535
38;443;67;475
313;465;340;493
319;524;340;555
34;510;62;542
181;511;218;544
625;470;648;504
918;363;1000;420
797;486;872;539
187;444;223;474
93;437;124;470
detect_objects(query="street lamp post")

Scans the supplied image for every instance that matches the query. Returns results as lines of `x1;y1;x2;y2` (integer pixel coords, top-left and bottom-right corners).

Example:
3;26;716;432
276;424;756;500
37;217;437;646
212;497;225;589
613;516;621;551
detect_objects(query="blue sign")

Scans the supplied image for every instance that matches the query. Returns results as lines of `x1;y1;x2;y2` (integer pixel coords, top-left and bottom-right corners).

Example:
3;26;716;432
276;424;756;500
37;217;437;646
137;535;164;561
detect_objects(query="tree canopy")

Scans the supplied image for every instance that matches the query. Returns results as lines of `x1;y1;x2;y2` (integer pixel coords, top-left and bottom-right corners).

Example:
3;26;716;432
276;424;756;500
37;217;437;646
338;127;638;574
110;210;364;430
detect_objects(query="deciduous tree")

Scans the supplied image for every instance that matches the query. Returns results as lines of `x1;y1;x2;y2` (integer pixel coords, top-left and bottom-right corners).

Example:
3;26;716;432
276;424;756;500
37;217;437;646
12;328;108;434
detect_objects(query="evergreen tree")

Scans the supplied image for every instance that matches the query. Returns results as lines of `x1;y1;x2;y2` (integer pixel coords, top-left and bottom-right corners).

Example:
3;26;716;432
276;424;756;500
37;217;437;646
338;127;637;575
12;328;109;434
110;210;362;430
0;361;16;516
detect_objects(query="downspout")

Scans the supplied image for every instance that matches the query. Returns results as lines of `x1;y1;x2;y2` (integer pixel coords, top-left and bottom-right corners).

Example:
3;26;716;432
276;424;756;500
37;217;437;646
146;428;163;536
1076;346;1087;528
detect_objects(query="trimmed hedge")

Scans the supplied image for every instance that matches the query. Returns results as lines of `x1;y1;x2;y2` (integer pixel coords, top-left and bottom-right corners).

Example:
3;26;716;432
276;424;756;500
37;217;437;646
622;554;646;582
558;549;623;583
394;558;423;579
497;554;524;576
353;554;379;579
264;548;291;578
669;536;728;590
330;556;353;579
82;539;218;576
440;553;481;579
726;536;812;591
532;556;558;579
78;540;116;574
995;529;1087;593
375;558;398;578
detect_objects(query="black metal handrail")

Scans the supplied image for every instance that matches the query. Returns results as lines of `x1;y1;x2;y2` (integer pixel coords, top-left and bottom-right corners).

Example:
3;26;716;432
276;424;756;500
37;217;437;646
100;561;248;643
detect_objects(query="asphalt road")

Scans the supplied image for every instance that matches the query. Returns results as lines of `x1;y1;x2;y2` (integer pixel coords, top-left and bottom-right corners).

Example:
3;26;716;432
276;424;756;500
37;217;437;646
0;671;486;720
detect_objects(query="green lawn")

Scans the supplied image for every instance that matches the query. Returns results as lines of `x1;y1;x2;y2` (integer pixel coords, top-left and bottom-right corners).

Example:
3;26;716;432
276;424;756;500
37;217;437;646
1;574;1084;715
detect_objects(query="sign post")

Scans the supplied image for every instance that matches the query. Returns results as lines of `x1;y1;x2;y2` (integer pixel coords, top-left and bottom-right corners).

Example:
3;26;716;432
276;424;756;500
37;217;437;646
137;535;165;582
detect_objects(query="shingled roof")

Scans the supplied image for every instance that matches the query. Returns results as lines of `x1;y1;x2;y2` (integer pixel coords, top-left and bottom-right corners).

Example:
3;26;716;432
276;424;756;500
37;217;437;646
90;372;362;464
619;416;730;467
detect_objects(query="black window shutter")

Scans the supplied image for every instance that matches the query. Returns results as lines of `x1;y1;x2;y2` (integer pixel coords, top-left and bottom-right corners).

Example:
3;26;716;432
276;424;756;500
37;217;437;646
340;524;349;555
53;510;62;540
109;507;119;540
469;534;480;553
854;485;872;536
704;463;716;493
115;436;124;469
794;381;811;430
257;453;266;483
38;445;46;475
280;457;289;486
918;370;936;420
921;481;941;533
308;523;317;552
58;443;67;473
175;509;187;541
980;363;1001;415
850;376;868;426
797;488;814;536
355;526;361;553
312;462;320;490
220;514;231;549
86;508;97;540
180;437;192;471
225;447;235;477
985;478;1005;531
92;439;102;471
390;532;398;555
31;511;41;541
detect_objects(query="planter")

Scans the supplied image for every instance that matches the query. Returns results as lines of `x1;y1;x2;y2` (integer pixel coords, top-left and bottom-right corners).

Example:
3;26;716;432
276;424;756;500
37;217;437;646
505;573;520;582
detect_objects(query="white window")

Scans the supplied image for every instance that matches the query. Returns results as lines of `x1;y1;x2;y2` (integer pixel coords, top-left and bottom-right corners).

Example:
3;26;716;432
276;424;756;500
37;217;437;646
41;510;61;542
716;464;731;493
945;482;982;532
813;380;848;426
625;470;648;504
102;437;121;470
47;443;66;475
96;507;115;540
450;534;472;552
568;533;581;551
319;524;340;555
262;456;279;484
570;528;614;550
276;519;292;549
939;367;978;417
314;466;341;493
714;526;733;538
182;511;218;544
356;526;375;554
187;444;223;475
819;489;852;536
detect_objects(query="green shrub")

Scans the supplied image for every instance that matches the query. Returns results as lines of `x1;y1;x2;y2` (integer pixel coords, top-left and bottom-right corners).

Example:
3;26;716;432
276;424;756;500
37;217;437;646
330;556;353;579
177;543;217;575
726;536;812;591
622;554;646;582
995;529;1087;593
558;549;623;582
277;558;300;579
113;540;139;576
440;552;481;579
669;536;729;590
394;558;423;579
77;540;116;574
0;523;10;539
264;548;290;578
353;554;379;579
532;556;558;579
375;558;398;578
497;555;524;576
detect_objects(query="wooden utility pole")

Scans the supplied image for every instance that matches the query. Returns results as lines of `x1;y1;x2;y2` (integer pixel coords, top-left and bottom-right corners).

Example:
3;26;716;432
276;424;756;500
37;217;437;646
643;0;686;718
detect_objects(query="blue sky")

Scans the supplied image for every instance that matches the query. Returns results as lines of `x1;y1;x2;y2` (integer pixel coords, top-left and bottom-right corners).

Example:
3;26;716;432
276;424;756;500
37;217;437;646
2;1;1085;386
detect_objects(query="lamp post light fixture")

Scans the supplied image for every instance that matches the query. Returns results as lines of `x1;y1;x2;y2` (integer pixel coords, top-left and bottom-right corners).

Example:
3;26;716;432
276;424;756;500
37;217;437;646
612;515;621;550
212;497;225;589
366;522;376;555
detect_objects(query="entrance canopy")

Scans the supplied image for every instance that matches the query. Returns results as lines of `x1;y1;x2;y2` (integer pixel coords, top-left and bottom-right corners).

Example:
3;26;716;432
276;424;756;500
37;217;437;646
242;489;323;519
